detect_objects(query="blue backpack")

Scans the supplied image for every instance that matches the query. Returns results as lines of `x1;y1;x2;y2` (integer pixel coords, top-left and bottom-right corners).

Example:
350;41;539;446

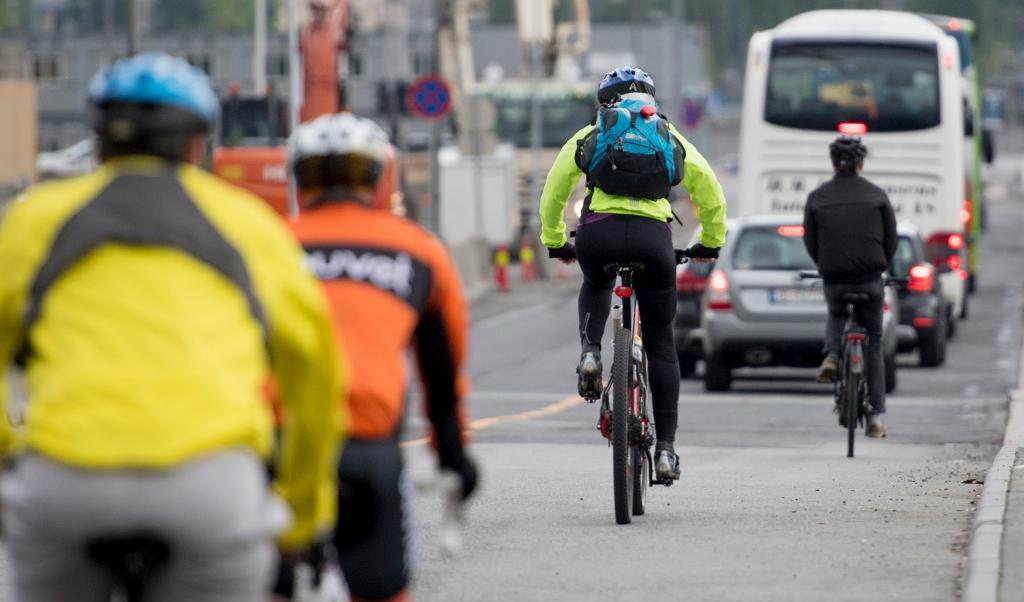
575;97;685;200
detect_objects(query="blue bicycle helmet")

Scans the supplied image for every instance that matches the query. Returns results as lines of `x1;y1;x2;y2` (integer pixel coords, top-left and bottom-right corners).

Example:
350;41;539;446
597;67;656;104
88;52;220;132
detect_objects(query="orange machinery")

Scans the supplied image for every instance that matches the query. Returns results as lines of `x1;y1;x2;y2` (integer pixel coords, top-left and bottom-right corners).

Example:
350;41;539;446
213;0;398;215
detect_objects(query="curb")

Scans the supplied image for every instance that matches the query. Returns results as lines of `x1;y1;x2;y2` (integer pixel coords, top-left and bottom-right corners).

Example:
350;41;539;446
961;388;1024;601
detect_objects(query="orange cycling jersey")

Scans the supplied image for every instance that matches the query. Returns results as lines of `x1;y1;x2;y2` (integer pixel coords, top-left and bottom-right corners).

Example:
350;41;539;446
289;202;470;441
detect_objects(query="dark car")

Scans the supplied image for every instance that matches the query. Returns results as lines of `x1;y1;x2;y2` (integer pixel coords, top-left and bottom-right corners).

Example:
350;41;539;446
891;224;949;366
674;256;713;377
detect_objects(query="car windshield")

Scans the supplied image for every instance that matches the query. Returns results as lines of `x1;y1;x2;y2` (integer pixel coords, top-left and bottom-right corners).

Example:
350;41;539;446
765;42;941;132
731;226;817;271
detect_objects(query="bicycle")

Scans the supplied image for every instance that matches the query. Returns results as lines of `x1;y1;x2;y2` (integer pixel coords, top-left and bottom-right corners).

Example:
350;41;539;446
800;272;904;458
588;249;693;524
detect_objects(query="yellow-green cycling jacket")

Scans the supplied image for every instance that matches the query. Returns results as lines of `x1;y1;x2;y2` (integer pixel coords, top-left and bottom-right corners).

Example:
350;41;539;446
0;157;345;550
539;123;728;249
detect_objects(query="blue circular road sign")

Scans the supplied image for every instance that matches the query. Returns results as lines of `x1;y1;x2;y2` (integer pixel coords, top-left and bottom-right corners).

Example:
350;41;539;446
407;74;452;120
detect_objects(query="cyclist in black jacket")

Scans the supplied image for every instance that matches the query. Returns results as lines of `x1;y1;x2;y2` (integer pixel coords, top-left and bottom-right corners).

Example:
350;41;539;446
803;136;897;438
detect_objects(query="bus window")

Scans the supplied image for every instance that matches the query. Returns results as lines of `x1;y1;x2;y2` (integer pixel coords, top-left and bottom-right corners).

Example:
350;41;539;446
765;42;940;132
491;96;593;147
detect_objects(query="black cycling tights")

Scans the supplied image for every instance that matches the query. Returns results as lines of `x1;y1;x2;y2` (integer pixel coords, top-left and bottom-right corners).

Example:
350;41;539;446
575;213;680;444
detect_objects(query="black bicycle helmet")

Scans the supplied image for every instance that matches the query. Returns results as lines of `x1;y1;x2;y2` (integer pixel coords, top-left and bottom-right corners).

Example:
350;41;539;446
830;136;868;172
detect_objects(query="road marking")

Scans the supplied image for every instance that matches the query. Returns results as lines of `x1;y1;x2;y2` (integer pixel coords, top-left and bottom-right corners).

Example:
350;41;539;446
676;393;1003;408
401;393;584;448
468;391;571;402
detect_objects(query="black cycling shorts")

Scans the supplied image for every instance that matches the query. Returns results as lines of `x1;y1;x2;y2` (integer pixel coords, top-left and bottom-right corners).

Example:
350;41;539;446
334;437;411;600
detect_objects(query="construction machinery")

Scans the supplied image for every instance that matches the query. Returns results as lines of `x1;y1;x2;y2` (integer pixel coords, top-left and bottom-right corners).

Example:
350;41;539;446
212;0;399;215
439;0;592;224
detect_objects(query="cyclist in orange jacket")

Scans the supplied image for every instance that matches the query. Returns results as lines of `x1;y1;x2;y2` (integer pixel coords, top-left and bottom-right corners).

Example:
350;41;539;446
285;112;478;601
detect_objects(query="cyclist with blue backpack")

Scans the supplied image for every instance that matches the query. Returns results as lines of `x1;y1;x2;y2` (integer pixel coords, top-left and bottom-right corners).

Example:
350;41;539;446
539;67;727;481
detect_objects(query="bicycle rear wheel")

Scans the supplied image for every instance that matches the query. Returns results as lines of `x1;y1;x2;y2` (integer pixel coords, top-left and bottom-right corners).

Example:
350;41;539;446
845;360;859;458
612;326;633;524
631;443;647;516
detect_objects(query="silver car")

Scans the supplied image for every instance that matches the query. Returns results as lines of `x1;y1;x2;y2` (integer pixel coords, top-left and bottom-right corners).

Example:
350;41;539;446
699;215;899;392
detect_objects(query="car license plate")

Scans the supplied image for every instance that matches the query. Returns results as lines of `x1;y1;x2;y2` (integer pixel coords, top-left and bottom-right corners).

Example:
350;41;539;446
770;287;824;304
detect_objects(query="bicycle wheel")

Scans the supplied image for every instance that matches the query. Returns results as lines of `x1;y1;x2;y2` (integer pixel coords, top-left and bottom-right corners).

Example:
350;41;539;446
631;441;648;516
845;358;859;459
612;326;633;524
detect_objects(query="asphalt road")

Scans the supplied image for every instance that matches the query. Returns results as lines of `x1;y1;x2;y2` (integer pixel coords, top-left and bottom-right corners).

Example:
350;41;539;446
405;169;1024;601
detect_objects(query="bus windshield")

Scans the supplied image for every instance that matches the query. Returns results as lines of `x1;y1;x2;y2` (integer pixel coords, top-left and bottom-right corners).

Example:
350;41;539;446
765;42;940;132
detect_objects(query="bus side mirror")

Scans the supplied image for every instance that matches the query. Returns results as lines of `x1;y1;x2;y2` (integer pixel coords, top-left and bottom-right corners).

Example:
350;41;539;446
963;112;974;137
982;129;995;164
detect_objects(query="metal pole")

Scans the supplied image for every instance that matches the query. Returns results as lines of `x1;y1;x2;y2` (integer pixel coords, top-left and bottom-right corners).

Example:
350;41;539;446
429;0;445;234
254;0;267;94
471;95;484;235
287;0;301;218
127;0;138;55
527;37;542;231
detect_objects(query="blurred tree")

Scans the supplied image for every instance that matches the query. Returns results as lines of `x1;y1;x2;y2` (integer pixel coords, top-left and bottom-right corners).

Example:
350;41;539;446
152;0;277;33
66;0;128;32
0;0;29;33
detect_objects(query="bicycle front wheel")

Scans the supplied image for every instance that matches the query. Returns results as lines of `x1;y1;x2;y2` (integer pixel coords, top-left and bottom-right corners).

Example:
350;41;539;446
612;326;633;524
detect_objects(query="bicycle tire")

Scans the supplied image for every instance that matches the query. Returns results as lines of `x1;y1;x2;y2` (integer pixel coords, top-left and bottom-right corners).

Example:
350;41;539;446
631;442;647;515
612;326;633;524
845;356;859;459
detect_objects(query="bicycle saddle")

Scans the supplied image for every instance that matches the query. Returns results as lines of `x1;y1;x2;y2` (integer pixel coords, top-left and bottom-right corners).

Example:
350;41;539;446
87;533;171;597
842;292;872;304
604;262;646;275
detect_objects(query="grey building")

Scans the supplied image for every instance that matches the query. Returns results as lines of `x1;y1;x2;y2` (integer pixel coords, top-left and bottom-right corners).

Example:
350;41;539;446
1;2;707;152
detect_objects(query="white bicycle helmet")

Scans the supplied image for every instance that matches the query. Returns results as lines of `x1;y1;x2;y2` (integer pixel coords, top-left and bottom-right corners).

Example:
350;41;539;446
288;112;390;189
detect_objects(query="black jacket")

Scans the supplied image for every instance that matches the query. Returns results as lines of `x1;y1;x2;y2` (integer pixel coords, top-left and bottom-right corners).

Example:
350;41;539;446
802;173;898;284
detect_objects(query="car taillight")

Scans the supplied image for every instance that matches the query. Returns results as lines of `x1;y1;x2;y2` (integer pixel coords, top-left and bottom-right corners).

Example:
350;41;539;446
907;263;934;293
926;231;965;273
707;269;732;311
676;269;707;293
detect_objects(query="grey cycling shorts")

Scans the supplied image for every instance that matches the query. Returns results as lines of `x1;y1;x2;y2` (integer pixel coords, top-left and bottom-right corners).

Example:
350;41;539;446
1;449;291;602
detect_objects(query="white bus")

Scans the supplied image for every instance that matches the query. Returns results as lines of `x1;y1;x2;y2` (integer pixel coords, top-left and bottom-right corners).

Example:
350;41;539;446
738;10;968;323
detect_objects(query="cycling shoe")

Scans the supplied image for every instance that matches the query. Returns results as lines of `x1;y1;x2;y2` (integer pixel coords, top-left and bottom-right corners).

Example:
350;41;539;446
654;445;680;481
577;352;603;399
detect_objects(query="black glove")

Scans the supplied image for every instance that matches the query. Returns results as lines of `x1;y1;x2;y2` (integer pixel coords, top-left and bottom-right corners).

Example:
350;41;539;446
547;243;576;261
440;451;479;501
685;242;720;260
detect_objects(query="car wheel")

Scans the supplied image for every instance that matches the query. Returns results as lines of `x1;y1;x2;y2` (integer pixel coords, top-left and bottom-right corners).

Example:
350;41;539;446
677;350;698;379
968;273;977;295
884;352;897;394
946;306;957;340
918;318;947;367
704;352;732;392
959;288;969;320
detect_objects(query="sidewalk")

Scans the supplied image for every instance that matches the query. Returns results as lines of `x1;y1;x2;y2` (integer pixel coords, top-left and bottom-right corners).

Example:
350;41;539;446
1002;443;1024;600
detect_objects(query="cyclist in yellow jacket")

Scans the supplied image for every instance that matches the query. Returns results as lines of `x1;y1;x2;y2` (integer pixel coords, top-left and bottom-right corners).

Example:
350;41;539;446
0;53;343;601
539;67;727;481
